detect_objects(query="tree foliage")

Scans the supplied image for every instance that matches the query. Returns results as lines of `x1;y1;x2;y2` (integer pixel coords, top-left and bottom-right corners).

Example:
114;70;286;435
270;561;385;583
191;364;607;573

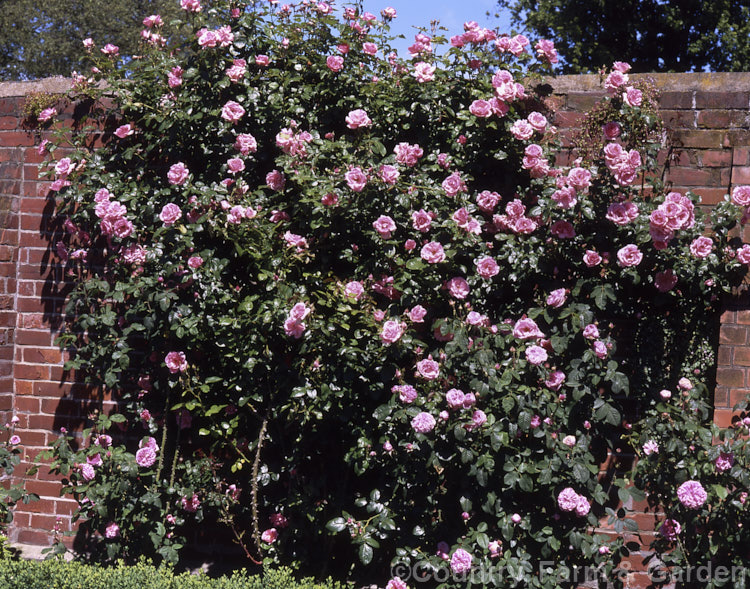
497;0;750;73
0;0;196;80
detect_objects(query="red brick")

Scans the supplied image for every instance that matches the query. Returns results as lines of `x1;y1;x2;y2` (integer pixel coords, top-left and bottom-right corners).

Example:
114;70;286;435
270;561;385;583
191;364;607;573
720;325;748;345
566;92;605;110
15;329;53;346
714;408;741;427
716;367;746;388
14;396;40;413
695;91;750;109
734;147;750;166
0;131;35;147
14;363;49;380
733;347;750;366
672;129;727;149
700;149;733;167
667;166;718;186
15;380;33;395
659;91;693;109
24;479;63;499
16;530;52;545
731;166;750;185
713;388;729;408
737;310;750;325
661;109;695;128
0;117;19;130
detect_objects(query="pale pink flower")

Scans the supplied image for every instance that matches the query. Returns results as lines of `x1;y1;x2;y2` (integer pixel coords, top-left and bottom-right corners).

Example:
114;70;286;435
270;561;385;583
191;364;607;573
266;170;286;191
167;66;183;88
617;244;642;267
105;522;120;538
420;242;445;264
583;250;602;267
345;109;372;129
226;59;247;82
411;412;436;433
79;462;95;481
180;0;201;11
525;345;547;365
562;435;576;448
373;215;396;238
345;167;368;192
623;87;642;107
677;480;707;509
379;165;399;185
407;305;427;323
255;54;269;66
394;142;423;166
567;167;592;191
393;384;417;404
513;317;544;340
114;124;134;138
510;119;534;140
527;111;548;131
221;100;245;123
575;496;591;517
731;185;750;207
135;446;157;467
689;236;713;258
101;44;119;55
362;42;378;56
643;440;659;455
187;255;203;269
450;548;472;574
545;371;565;390
167;162;189;185
446;277;470;299
582;324;600;340
226;157;245;175
442;172;466;197
593;340;608;359
165;351;187;373
411;209;433;233
344;281;364;300
381;320;406;344
416;357;440;380
546;288;567;307
469;100;493;118
326;55;344;72
446;388;465;409
385;578;407;589
159;203;182;226
557;487;580;512
261;528;278;543
412;62;436;83
475;256;499;278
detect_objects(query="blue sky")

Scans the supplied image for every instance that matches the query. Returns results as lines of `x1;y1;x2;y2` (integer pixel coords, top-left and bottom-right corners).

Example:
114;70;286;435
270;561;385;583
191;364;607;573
355;0;514;55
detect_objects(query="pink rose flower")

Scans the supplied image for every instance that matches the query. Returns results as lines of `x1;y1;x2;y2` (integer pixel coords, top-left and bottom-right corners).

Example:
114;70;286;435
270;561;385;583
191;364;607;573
715;452;734;472
450;548;472;574
442;172;466;197
475;256;499;278
135;446;157;467
394;142;424;166
180;0;201;11
114;124;134;138
545;371;565;390
101;44;119;55
525;345;547;365
411;412;436;433
676;480;707;509
469;99;493;118
380;320;406;344
446;277;470;299
266;170;286;191
603;121;621;139
386;578;407;589
226;157;245;175
412;62;436;83
562;435;576;448
345;167;368;192
78;463;96;480
420;242;445;264
689;236;713;258
510;119;534;140
221;100;245;123
446;388;465;409
411;209;433;232
557;487;580;512
592;340;608;359
379;165;399;185
105;522;120;538
513;317;544;340
575;496;591;517
373;215;396;238
583;250;602;267
643;440;659;455
344;281;364;300
416;356;440;380
393;384;417;404
165;351;188;373
407;305;427;322
261;528;278;543
616;244;642;267
546;288;566;307
527;111;548;131
582;324;600;339
188;256;203;269
623;86;643;107
345;109;372;129
362;42;378;55
326;55;344;72
159;203;182;226
660;518;681;541
167;162;189;185
255;54;269;66
731;185;750;207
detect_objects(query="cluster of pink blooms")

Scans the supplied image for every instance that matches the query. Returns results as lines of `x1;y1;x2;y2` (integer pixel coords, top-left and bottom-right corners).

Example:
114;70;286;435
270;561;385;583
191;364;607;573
603;143;641;186
197;25;233;48
165;351;188;374
284;302;311;339
648;191;696;248
276;125;312;157
557;487;591;516
135;436;159;468
181;493;201;512
94;188;134;239
492;199;538;235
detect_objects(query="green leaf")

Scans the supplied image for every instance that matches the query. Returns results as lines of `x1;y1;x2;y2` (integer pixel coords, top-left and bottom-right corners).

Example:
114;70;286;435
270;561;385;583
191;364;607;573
326;517;347;533
358;542;373;565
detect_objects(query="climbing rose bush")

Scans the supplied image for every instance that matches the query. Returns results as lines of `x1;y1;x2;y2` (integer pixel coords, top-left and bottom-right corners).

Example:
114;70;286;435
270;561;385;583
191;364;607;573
38;0;750;586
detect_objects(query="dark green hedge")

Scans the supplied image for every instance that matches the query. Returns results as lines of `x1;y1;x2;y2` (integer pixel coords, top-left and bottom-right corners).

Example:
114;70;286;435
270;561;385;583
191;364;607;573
0;560;348;589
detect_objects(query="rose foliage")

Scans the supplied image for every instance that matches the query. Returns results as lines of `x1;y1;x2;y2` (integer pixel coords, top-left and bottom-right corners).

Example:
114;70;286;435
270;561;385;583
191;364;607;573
37;1;750;587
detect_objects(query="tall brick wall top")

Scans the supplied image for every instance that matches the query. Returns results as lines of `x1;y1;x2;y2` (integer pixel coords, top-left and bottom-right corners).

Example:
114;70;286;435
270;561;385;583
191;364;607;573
0;74;748;586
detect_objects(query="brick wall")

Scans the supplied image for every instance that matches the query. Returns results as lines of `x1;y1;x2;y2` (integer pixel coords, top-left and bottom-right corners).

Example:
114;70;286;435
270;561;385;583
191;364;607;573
0;73;748;583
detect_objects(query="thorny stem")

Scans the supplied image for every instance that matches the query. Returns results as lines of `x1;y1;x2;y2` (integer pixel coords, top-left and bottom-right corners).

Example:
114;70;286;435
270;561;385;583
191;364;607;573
251;417;269;559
